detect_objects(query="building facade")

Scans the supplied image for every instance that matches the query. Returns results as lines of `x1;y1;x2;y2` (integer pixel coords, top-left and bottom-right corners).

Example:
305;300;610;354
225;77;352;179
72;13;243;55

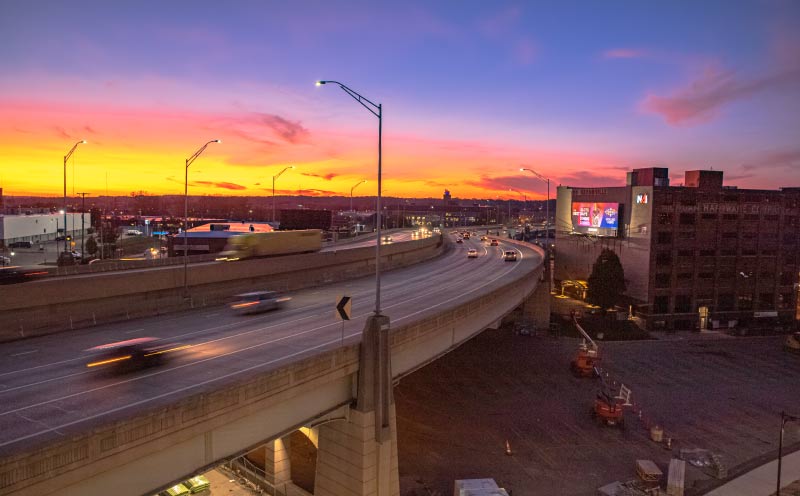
555;168;800;332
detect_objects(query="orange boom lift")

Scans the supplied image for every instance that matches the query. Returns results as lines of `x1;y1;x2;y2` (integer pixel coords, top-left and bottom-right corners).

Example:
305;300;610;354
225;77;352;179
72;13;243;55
570;315;600;377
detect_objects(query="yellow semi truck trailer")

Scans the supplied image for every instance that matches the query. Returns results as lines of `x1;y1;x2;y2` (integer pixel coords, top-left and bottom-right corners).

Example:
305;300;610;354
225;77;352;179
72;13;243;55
218;229;322;260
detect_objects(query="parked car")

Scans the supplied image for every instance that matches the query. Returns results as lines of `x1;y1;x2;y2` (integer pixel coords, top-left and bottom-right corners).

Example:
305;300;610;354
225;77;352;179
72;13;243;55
230;291;291;315
9;241;32;249
503;250;518;262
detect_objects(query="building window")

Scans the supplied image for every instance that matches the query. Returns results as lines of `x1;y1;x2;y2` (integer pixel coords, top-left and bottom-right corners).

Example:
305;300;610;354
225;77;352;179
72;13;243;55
656;252;672;265
780;270;795;285
699;249;715;256
765;214;780;221
720;249;737;256
742;249;757;256
679;213;696;225
657;232;672;244
675;295;692;313
762;249;777;257
680;197;697;206
723;214;738;220
653;296;669;314
677;249;693;258
721;232;738;239
677;231;695;239
655;273;671;288
779;293;794;310
677;272;693;280
738;294;753;310
701;213;717;220
744;214;760;221
657;212;673;225
758;293;774;309
718;294;735;311
698;272;714;279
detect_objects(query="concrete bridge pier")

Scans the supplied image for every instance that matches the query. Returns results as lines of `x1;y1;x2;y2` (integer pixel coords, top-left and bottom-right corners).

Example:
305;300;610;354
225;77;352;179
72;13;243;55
263;438;292;492
315;313;399;496
522;265;550;333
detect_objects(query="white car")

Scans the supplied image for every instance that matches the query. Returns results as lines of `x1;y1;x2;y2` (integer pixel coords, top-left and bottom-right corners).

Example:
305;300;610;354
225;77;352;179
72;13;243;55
503;250;518;262
467;249;478;258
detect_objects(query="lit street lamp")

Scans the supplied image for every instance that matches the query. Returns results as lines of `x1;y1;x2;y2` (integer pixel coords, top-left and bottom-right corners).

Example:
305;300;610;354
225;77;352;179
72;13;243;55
318;79;391;445
350;179;367;213
183;139;221;298
317;80;384;316
777;411;800;496
63;140;86;255
520;167;551;239
272;166;295;223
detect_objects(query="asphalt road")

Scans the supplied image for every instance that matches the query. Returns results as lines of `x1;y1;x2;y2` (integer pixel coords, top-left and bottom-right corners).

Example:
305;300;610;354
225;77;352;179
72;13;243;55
0;232;540;457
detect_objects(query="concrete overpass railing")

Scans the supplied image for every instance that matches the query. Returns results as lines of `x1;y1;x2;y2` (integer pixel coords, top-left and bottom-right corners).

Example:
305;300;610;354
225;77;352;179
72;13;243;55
0;235;444;342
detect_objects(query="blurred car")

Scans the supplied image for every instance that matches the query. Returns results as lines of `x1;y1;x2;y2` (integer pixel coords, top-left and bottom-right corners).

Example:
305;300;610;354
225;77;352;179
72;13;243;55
467;249;478;258
480;235;487;241
503;250;518;262
0;255;10;266
230;291;291;315
382;235;393;244
456;237;463;243
490;239;499;246
85;337;186;372
0;266;48;284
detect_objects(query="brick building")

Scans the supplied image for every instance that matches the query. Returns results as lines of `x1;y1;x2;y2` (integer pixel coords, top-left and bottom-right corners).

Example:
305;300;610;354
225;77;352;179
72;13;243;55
555;167;800;332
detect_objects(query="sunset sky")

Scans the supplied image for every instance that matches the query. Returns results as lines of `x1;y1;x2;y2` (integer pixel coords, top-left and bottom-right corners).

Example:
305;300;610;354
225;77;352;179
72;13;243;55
1;1;799;200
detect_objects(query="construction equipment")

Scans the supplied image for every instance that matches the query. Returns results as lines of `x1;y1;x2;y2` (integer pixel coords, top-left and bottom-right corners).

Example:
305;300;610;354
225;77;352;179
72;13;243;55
592;376;625;427
570;315;600;377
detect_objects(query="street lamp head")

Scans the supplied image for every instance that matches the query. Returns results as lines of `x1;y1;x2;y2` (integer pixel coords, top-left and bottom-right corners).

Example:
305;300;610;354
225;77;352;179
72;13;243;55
213;139;221;143
59;209;65;214
519;168;526;172
81;140;87;144
315;81;327;86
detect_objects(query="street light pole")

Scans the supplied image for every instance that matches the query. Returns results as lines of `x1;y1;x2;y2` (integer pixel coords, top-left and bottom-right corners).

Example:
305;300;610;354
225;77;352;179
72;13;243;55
777;411;800;496
183;139;221;298
350;179;367;212
272;165;295;223
520;167;551;240
77;193;89;260
317;80;383;316
63;140;86;255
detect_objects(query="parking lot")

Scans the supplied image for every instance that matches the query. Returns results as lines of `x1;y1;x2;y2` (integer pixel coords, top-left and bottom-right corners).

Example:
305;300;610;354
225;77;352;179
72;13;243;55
395;325;800;495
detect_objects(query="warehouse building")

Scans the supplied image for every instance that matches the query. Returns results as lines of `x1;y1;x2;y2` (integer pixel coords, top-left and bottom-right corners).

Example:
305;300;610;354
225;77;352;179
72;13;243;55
0;212;91;247
555;167;800;332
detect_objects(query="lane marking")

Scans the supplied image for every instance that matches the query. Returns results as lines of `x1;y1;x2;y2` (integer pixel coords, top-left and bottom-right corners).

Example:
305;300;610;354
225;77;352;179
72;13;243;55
124;328;145;334
10;350;38;357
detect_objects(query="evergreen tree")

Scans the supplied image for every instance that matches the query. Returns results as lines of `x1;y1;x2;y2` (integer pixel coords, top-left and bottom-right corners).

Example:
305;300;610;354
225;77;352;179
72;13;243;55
586;248;626;312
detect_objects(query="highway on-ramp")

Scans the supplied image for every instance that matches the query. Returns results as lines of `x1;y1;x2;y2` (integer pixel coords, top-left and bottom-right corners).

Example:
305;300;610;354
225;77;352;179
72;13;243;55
0;235;540;457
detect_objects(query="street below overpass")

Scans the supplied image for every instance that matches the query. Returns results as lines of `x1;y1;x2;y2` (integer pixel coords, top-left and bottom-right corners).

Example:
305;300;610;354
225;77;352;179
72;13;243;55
0;234;541;459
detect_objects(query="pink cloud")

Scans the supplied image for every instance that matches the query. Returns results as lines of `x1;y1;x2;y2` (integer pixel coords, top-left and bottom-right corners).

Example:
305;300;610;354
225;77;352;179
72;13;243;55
602;48;645;59
641;64;800;126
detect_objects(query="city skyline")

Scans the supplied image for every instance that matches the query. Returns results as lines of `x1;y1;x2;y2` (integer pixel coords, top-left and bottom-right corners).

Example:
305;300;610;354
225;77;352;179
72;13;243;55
2;1;800;199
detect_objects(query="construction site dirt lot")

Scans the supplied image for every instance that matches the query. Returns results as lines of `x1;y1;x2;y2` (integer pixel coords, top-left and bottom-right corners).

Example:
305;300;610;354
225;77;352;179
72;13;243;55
395;327;800;496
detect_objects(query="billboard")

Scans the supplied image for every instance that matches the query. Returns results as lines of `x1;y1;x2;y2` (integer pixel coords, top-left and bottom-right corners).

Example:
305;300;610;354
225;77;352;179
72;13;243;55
571;202;619;229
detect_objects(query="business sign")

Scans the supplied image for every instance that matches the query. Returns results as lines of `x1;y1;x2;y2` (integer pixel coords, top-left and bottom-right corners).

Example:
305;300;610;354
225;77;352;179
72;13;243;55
571;202;619;229
636;193;648;204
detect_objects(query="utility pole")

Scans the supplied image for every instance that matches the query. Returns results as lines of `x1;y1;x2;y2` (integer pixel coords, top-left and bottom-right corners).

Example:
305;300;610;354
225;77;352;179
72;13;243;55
77;193;89;260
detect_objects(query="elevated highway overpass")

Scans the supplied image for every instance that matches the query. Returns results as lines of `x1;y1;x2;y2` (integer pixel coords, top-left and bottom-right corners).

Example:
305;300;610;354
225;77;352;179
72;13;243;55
0;233;547;496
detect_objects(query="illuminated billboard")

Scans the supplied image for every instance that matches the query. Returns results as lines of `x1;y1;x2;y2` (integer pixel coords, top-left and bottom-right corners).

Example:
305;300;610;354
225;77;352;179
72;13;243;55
571;202;619;229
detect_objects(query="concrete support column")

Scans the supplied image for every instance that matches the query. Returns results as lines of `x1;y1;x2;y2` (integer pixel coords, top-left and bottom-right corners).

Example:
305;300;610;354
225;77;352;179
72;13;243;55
523;268;550;332
314;405;399;496
263;438;292;489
